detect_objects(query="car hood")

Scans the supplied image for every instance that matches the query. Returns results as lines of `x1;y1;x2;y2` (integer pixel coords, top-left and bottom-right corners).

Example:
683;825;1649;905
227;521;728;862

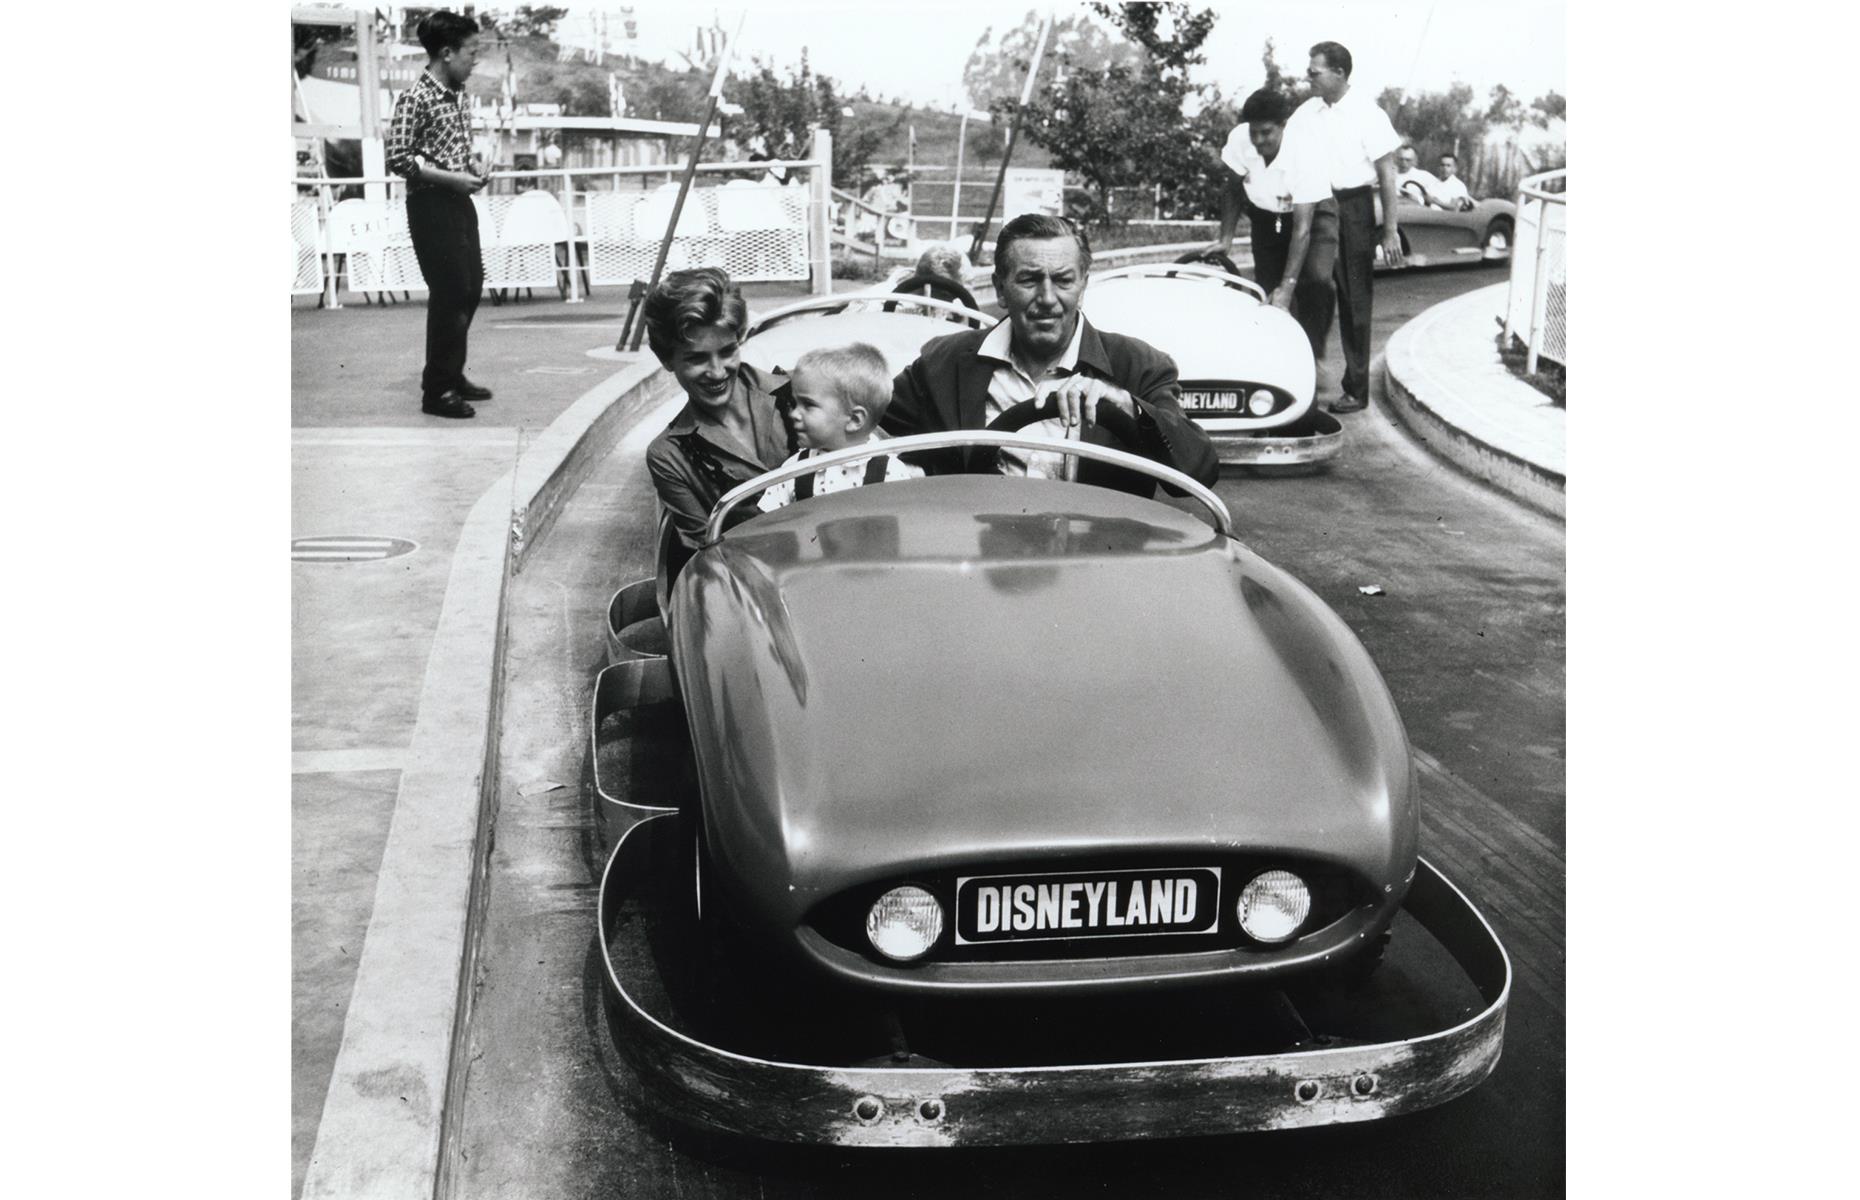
671;475;1413;927
1083;274;1315;401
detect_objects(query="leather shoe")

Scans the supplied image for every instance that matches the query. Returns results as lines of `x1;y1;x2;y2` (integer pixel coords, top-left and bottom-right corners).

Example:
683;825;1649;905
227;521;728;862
1330;393;1367;414
457;377;493;401
422;391;476;419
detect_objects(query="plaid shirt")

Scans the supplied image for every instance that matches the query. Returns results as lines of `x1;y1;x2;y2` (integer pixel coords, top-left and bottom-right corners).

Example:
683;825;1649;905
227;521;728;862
386;68;473;191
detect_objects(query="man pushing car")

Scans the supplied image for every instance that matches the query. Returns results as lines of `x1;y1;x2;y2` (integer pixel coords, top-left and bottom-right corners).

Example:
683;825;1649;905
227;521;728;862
882;213;1218;493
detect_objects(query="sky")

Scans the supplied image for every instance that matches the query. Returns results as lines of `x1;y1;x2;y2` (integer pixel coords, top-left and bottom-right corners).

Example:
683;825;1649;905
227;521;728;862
552;1;1567;113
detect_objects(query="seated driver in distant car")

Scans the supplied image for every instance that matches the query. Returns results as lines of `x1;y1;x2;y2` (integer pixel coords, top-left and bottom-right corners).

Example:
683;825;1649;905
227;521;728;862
882;213;1218;493
757;343;922;513
1428;153;1475;211
1393;144;1442;205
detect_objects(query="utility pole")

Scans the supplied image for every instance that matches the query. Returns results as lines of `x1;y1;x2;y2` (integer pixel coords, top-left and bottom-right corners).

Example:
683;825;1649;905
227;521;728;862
968;11;1052;263
623;11;745;351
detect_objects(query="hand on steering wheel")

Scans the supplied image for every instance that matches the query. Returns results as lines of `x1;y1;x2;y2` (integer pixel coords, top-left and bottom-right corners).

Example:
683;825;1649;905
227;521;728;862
985;387;1145;444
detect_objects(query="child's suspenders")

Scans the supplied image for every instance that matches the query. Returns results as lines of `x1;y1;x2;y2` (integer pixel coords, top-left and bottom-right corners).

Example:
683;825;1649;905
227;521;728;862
794;454;889;502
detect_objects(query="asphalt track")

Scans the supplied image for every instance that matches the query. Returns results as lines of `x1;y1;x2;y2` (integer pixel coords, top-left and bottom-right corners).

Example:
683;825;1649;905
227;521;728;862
452;262;1565;1198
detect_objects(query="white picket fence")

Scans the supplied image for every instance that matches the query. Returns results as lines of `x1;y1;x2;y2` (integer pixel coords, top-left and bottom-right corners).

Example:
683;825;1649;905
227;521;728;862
1504;169;1567;371
292;158;831;307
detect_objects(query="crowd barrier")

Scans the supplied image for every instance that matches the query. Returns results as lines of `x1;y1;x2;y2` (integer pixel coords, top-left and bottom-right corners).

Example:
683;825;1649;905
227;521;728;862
1503;169;1567;372
292;158;828;307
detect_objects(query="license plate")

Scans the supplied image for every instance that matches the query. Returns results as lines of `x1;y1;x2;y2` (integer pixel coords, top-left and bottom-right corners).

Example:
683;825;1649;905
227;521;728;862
954;867;1222;944
1180;389;1242;413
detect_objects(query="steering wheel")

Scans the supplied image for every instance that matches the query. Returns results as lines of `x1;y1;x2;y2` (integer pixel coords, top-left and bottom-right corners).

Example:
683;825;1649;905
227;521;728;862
884;271;980;313
982;394;1151;488
1174;249;1244;277
987;395;1143;443
1400;179;1430;205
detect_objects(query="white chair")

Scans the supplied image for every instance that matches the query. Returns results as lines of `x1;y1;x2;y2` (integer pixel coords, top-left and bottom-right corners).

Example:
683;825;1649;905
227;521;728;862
713;179;808;281
500;190;578;298
291;197;325;296
633;182;721;270
472;192;513;302
325;198;394;298
585;190;652;287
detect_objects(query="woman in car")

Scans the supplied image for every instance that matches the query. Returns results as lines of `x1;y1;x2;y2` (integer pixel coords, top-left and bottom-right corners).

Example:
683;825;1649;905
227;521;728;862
643;268;793;577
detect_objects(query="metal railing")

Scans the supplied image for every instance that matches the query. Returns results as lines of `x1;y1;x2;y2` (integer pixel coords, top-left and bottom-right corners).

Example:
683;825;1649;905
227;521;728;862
1503;169;1566;373
291;156;832;308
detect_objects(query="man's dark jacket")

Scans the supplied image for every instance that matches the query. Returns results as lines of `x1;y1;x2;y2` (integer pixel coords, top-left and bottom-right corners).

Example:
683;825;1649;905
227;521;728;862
881;318;1219;492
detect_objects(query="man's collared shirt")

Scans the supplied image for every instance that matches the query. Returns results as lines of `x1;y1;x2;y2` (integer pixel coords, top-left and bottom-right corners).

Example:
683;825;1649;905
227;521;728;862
1431;174;1472;207
1395;166;1443;202
977;316;1086;480
1221;124;1330;213
387;68;474;190
1287;87;1401;191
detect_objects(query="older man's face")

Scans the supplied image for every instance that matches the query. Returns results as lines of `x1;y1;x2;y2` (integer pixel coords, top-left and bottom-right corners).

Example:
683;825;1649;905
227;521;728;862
997;236;1085;362
1397;147;1418;172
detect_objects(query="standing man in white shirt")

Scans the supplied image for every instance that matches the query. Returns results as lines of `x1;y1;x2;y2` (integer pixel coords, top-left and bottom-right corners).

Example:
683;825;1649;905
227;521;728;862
1206;88;1338;362
1286;41;1404;414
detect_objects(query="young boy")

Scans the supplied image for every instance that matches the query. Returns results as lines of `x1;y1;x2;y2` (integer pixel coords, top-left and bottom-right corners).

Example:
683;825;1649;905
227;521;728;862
757;344;921;512
387;11;490;419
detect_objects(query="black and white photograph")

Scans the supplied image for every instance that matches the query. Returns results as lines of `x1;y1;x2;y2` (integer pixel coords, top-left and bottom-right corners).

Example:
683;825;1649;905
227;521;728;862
286;1;1573;1194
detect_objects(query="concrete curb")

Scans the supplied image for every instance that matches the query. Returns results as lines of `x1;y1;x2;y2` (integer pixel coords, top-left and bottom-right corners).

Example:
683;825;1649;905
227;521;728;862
1382;283;1565;521
301;361;678;1200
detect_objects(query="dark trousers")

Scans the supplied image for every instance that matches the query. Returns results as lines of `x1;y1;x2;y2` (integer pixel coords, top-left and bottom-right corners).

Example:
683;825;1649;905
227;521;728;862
406;188;483;400
1331;186;1377;400
1245;198;1339;362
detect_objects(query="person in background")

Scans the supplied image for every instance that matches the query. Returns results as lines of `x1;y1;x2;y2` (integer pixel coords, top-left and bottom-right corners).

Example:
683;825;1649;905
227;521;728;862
889;244;980;311
1286;40;1404;414
1393;145;1442;204
1208;87;1338;362
642;268;792;577
386;11;491;420
1429;153;1475;211
757;344;922;513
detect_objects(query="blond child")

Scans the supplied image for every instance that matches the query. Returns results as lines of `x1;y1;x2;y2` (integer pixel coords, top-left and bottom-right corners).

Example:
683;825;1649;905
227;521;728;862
757;344;922;512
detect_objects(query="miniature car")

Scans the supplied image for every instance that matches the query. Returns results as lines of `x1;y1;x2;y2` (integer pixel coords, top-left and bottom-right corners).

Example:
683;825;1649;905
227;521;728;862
1376;193;1517;269
589;298;1510;1145
1081;254;1342;466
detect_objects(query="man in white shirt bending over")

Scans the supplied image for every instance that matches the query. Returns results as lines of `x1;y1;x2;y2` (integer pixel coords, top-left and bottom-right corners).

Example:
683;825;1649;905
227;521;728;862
1207;87;1338;363
1286;40;1404;414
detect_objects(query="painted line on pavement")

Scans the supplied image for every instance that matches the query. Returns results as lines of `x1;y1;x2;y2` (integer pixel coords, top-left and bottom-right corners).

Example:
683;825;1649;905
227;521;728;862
294;748;408;775
295;429;525;448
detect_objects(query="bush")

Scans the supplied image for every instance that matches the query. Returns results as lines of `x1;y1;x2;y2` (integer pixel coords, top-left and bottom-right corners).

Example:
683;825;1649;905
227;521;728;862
1495;331;1566;408
831;254;890;283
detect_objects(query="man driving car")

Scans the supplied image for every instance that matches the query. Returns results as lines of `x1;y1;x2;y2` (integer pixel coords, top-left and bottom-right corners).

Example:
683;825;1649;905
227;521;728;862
882;213;1218;492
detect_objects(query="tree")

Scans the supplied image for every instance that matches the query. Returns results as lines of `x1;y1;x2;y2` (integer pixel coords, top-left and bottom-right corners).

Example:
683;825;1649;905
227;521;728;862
1378;82;1483;163
1531;90;1565;125
725;55;902;190
1258;36;1298;96
480;7;569;41
962;10;1139;110
1001;2;1223;225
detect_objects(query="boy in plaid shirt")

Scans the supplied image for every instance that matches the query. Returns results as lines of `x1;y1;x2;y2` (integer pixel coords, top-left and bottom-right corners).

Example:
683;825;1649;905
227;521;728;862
387;12;490;419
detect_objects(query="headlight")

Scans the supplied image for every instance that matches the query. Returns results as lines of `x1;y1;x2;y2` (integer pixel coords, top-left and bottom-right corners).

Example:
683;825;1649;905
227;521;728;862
865;886;944;961
1246;388;1277;416
1237;870;1310;943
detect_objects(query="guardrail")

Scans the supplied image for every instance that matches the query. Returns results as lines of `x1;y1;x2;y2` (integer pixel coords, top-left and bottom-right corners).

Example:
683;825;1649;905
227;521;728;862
292;157;831;308
1503;169;1566;373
